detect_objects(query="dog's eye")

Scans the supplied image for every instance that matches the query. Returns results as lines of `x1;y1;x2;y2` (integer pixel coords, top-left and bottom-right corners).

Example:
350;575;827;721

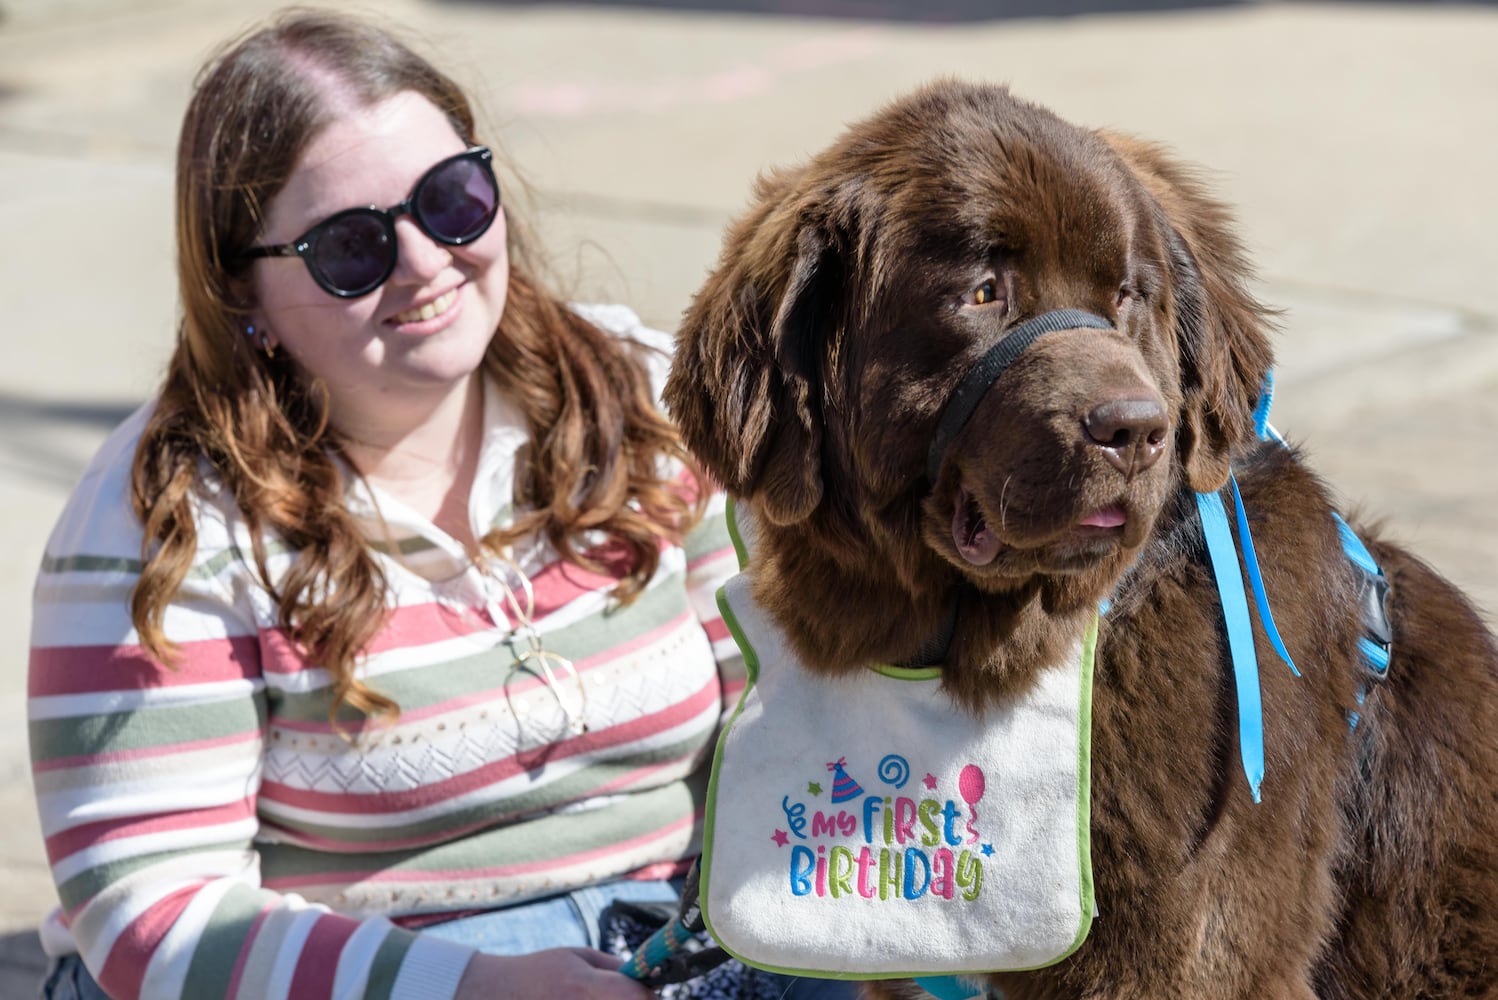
969;280;1003;307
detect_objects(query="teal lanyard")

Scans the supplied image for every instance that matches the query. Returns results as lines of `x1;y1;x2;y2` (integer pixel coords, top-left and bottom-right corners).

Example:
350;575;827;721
914;976;987;999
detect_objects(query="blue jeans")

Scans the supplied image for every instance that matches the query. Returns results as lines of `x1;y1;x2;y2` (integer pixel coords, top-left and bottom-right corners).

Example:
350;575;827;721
40;879;862;999
37;953;110;1000
423;877;859;999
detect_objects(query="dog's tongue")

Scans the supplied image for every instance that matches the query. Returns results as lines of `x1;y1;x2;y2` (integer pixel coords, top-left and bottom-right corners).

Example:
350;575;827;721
953;487;1001;566
1081;505;1127;529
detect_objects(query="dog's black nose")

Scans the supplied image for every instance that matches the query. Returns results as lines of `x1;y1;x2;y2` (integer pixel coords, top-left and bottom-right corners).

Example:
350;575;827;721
1084;397;1168;476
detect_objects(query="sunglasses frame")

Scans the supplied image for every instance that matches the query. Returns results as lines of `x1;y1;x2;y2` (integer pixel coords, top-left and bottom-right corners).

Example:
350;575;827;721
242;146;500;299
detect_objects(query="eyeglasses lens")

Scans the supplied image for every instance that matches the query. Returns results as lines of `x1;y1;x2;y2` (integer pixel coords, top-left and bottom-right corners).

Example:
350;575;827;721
314;213;392;295
417;156;499;243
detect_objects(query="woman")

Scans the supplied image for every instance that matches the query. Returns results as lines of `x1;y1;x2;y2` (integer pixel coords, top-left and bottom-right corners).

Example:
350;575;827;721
28;11;828;1000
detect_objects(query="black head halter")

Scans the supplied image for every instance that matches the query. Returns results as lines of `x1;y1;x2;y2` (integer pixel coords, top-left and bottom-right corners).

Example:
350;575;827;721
926;308;1114;484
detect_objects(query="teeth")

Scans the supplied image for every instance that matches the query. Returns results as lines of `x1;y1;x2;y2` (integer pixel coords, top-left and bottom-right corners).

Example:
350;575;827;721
394;289;457;324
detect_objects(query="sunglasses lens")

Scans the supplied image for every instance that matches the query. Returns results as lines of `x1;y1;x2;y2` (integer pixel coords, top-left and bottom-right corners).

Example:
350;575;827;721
416;154;499;244
312;212;393;295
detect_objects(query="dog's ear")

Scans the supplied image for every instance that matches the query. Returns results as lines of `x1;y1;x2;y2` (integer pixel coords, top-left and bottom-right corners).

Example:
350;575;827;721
1101;132;1275;494
666;168;845;525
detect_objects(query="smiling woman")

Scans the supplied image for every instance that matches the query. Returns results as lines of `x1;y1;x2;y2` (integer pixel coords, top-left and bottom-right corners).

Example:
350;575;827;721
242;91;514;539
23;10;857;1000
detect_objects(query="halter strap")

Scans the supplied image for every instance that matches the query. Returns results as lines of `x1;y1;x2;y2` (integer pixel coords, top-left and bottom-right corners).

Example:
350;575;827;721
927;309;1114;483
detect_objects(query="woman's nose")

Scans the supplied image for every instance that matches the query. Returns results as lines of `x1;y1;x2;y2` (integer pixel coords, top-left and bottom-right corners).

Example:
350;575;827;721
390;215;453;284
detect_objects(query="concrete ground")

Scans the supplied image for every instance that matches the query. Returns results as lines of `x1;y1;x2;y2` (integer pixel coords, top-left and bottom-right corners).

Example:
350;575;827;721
1;0;1495;993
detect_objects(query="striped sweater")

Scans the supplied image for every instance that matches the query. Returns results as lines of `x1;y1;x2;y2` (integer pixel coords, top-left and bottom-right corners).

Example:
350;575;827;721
28;306;745;1000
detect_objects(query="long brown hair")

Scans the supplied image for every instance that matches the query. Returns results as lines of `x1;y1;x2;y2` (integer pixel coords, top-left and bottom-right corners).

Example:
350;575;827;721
133;9;703;723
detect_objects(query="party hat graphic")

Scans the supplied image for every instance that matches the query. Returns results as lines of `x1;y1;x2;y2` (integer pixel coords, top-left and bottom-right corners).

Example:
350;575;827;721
827;757;865;803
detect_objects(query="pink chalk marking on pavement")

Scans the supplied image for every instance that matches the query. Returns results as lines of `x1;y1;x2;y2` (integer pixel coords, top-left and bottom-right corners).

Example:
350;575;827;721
507;30;886;118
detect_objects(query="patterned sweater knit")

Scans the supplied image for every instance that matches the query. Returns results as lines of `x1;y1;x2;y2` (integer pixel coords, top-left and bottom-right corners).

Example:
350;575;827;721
28;306;745;1000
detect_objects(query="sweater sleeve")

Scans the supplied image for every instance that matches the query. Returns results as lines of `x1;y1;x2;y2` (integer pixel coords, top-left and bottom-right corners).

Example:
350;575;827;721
27;410;477;1000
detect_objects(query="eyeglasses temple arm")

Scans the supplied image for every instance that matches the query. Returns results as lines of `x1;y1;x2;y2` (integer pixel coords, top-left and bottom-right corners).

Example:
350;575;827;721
241;243;305;259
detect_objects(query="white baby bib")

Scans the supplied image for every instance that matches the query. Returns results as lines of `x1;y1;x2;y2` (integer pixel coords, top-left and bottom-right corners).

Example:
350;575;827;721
701;572;1096;980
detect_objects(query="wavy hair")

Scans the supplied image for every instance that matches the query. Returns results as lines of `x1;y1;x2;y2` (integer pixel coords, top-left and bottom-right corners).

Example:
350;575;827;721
132;9;704;724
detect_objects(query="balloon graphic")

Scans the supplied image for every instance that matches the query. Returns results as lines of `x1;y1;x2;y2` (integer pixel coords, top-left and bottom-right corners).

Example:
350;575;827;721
958;764;986;844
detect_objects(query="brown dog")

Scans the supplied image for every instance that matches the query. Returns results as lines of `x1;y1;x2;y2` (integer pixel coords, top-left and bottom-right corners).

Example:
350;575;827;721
665;81;1498;999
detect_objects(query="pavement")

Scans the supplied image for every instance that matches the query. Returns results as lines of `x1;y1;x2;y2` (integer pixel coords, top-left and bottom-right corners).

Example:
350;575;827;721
1;0;1495;993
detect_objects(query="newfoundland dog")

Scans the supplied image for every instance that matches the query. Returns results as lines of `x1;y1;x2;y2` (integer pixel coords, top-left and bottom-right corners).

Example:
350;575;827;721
665;81;1498;999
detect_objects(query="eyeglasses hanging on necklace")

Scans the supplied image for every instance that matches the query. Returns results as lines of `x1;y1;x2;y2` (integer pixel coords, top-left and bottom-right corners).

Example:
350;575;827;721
484;553;589;737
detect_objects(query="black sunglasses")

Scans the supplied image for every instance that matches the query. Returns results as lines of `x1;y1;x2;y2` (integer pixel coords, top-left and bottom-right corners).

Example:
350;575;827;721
243;146;500;299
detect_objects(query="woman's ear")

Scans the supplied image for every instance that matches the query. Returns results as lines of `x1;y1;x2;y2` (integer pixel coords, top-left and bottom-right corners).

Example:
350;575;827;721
1101;131;1276;494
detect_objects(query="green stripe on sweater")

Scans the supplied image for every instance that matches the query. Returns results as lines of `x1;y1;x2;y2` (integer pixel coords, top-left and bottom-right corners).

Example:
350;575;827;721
366;927;418;1000
56;839;251;912
30;695;266;763
40;541;281;582
682;507;733;564
180;882;274;998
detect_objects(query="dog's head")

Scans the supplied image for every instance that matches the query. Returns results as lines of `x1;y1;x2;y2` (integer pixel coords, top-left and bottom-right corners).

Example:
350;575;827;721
667;82;1273;696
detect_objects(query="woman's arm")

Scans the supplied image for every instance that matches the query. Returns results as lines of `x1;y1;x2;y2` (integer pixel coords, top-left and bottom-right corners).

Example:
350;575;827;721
28;420;477;1000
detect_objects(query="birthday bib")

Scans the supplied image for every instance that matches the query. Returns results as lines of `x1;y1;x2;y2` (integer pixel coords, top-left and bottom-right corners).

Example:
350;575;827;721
701;573;1096;980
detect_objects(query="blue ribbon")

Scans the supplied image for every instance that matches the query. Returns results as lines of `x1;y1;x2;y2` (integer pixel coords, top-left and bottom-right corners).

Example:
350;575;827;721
1197;487;1266;803
1198;469;1304;804
1252;369;1276;440
1230;473;1300;678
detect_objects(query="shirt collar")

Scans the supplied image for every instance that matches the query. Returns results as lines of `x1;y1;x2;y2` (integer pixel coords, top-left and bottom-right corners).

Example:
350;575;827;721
343;376;532;581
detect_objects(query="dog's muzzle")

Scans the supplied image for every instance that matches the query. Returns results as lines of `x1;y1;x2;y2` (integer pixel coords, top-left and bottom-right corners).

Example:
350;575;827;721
926;308;1115;484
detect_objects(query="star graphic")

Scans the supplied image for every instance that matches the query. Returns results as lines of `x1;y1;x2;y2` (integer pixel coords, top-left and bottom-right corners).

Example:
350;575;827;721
807;782;823;796
772;829;789;847
923;773;938;790
981;843;995;857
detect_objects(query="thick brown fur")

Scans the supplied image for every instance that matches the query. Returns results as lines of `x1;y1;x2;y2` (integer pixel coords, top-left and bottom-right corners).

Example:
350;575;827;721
665;81;1498;999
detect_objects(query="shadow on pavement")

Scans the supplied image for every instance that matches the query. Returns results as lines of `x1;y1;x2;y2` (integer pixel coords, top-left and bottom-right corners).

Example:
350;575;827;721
0;396;139;428
0;394;140;491
439;0;1497;17
440;0;1256;21
0;929;47;997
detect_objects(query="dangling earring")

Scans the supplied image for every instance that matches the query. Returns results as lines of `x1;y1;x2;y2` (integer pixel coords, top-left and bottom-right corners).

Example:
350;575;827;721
245;322;276;359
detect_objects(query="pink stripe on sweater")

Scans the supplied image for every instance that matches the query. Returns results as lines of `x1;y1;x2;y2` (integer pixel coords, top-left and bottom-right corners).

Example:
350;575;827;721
686;544;735;574
44;796;256;865
267;610;702;737
260;681;719;815
97;882;201;1000
627;858;696;882
721;678;748;703
258;601;490;675
526;541;655;619
288;914;360;998
525;528;708;622
29;636;260;697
